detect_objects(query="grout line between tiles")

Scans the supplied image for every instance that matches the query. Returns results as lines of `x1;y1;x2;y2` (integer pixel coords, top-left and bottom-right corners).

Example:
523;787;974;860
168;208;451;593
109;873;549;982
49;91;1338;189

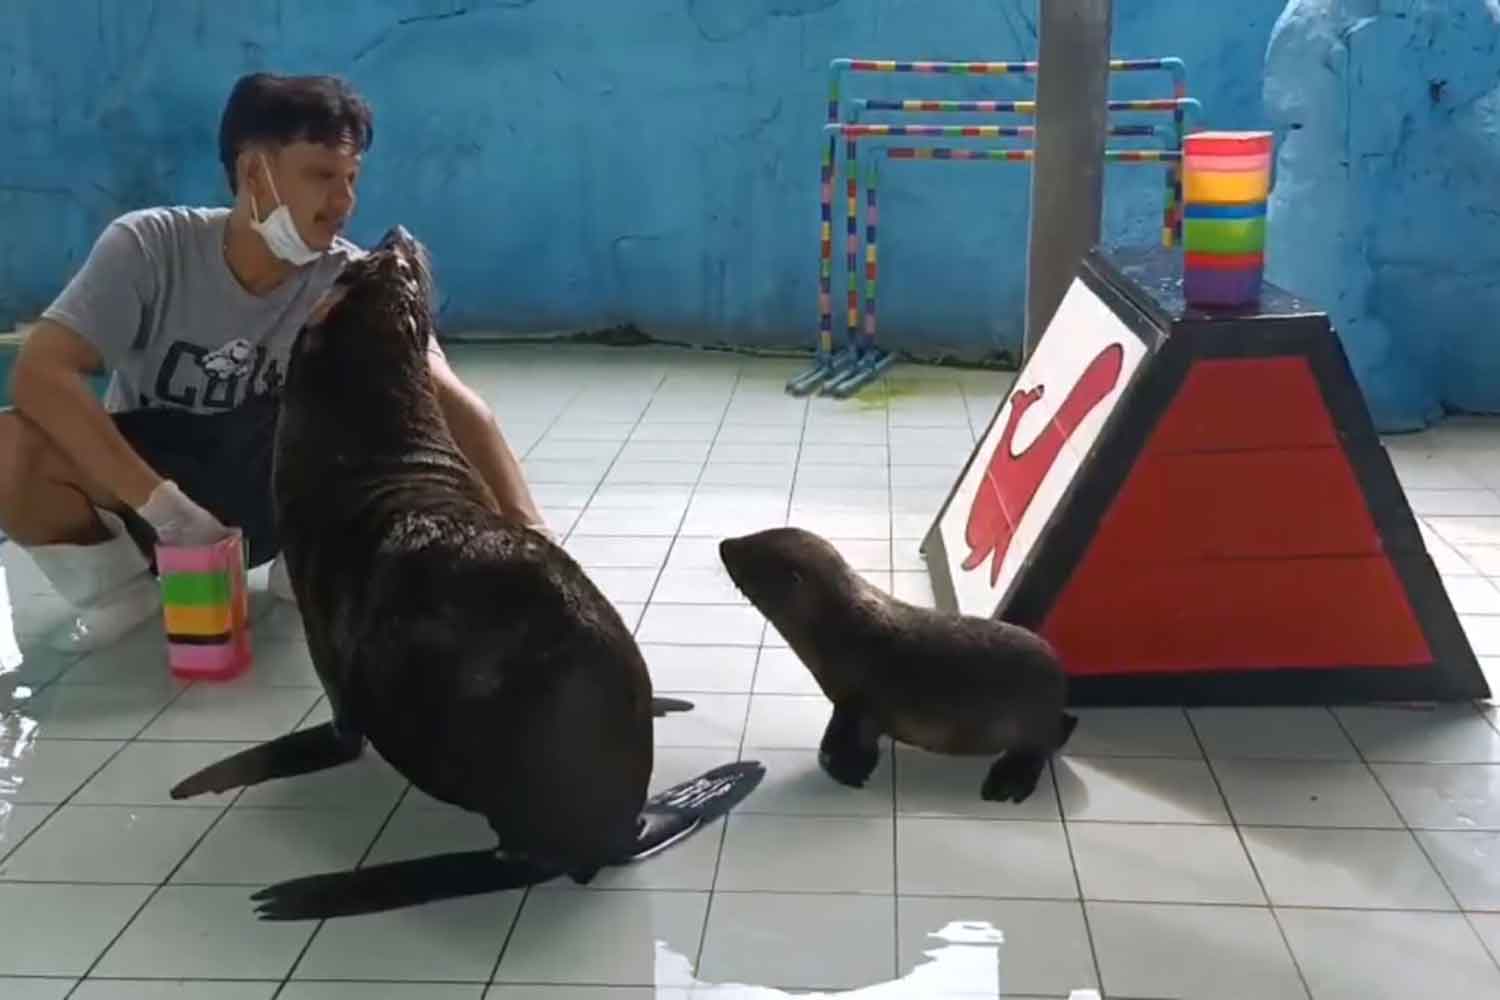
61;682;250;999
1182;706;1315;1000
1330;704;1500;977
272;781;417;997
687;364;767;976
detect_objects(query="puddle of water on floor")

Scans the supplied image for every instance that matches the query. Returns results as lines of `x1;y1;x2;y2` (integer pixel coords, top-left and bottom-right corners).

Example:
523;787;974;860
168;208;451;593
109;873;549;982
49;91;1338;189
0;566;19;674
650;924;1098;998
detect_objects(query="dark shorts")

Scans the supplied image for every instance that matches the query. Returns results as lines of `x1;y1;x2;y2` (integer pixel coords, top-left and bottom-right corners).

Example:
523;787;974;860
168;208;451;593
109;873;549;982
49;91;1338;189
113;394;281;567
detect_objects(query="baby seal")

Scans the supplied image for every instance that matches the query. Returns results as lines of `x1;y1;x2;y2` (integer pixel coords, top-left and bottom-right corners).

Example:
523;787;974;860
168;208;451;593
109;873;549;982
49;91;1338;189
170;226;762;917
720;526;1076;803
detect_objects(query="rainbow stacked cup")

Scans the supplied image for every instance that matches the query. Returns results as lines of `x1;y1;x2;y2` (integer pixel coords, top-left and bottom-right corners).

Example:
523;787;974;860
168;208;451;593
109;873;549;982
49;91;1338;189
1181;131;1272;307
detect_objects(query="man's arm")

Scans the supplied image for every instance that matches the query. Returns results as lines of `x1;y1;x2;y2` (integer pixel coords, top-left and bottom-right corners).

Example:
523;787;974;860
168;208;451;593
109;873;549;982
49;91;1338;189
427;347;548;534
11;319;164;509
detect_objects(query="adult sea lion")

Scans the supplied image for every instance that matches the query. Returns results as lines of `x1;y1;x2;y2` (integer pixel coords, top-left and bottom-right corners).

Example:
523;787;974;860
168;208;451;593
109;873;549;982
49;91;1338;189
170;226;761;918
719;527;1075;803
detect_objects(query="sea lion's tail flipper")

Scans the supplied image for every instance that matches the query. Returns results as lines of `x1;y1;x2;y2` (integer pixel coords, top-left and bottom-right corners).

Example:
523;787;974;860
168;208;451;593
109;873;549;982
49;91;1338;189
169;722;364;800
251;850;555;921
624;760;766;864
651;696;695;717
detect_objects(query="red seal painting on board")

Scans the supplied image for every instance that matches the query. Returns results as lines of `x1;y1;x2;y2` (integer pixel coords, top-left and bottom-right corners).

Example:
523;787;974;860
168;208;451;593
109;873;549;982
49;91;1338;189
961;342;1125;586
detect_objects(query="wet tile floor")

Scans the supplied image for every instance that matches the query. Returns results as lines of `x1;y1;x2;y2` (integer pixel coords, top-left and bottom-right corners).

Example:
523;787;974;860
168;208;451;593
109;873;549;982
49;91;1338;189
2;343;1500;998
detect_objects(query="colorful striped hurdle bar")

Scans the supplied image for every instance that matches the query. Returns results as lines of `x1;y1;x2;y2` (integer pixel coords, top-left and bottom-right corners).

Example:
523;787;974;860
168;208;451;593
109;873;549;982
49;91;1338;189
795;56;1194;398
156;531;253;681
815;145;1183;400
850;97;1204;247
792;121;1179;399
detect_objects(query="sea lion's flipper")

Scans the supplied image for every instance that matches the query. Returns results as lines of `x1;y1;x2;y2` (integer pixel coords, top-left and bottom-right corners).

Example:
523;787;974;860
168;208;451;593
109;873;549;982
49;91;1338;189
1057;711;1079;749
620;760;767;864
818;702;882;788
251;849;556;921
169;722;364;800
980;750;1049;804
652;696;695;717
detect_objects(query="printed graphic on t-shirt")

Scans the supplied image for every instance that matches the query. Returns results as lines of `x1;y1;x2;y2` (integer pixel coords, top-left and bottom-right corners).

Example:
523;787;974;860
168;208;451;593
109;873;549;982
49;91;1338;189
147;338;285;410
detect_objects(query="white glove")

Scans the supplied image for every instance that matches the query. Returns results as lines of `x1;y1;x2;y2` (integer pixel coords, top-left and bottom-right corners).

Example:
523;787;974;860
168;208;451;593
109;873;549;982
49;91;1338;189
136;480;232;546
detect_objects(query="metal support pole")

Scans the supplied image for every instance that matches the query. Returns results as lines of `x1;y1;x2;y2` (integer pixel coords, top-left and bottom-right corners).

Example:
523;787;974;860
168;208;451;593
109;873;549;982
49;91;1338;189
1023;0;1115;360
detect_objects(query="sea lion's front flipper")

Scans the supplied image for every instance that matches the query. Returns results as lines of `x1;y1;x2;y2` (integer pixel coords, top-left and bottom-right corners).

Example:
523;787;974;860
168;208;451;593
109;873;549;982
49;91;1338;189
622;760;766;864
818;702;882;788
169;722;365;800
251;849;556;921
651;696;695;717
980;750;1049;804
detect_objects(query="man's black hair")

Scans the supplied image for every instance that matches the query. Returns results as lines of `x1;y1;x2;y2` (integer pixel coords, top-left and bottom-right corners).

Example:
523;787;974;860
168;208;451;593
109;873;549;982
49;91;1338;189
218;72;375;193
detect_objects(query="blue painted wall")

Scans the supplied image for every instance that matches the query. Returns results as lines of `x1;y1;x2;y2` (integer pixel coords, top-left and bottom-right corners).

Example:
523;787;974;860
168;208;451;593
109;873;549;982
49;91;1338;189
5;1;1493;430
1265;0;1500;432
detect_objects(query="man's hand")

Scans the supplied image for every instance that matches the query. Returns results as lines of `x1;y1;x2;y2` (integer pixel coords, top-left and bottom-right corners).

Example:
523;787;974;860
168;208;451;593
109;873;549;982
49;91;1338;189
137;480;231;546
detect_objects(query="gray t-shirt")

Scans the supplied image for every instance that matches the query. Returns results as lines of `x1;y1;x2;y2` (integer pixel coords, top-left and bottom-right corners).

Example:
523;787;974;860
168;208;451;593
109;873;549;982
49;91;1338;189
43;206;363;414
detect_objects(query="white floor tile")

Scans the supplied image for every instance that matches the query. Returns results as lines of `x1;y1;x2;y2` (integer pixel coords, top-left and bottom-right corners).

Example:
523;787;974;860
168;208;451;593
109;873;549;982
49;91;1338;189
642;645;757;694
896;818;1077;899
1068;822;1265;905
286;983;482;999
566;535;673;568
172;806;388;885
492;889;708;987
741;694;834;750
0;738;122;805
1213;759;1404;828
1414;830;1500;911
10;681;183;740
73;741;250;809
583;567;661;605
1190;707;1359;760
1372;763;1500;829
1279;908;1500;1000
651;568;747;605
96;884;316;979
0;802;51;858
0;804;217;883
649;693;748;749
698;891;895;991
139;685;320;742
0;978;75;999
291;890;523;983
636;605;764;646
0;883;152;976
1056;756;1230;824
1064;708;1201;758
72;981;278;999
748;648;821;697
1334;705;1500;763
716;814;893;894
1242;827;1456;910
893;746;1060;821
1086;901;1307;1000
733;748;891;817
896;895;1096;997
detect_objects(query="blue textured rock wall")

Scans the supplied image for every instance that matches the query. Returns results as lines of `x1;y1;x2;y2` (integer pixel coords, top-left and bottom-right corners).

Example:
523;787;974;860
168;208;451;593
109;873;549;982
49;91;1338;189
0;0;1275;360
1265;0;1500;431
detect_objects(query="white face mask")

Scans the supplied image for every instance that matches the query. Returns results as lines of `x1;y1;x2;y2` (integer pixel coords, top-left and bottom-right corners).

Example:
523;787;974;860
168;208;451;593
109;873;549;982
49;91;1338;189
249;153;322;266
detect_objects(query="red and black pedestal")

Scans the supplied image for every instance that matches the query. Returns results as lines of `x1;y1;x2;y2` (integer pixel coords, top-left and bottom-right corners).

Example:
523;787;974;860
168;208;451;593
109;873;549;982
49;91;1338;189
922;245;1488;706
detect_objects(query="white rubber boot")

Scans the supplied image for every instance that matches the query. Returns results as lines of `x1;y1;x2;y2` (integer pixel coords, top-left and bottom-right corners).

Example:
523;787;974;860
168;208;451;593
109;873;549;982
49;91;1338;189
20;508;163;653
268;551;296;602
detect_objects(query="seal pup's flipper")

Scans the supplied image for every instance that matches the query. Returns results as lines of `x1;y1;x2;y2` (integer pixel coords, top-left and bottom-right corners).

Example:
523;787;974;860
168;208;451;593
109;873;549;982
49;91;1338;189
251;850;555;921
651;696;695;717
818;702;882;788
980;750;1051;803
169;722;364;800
617;760;766;868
